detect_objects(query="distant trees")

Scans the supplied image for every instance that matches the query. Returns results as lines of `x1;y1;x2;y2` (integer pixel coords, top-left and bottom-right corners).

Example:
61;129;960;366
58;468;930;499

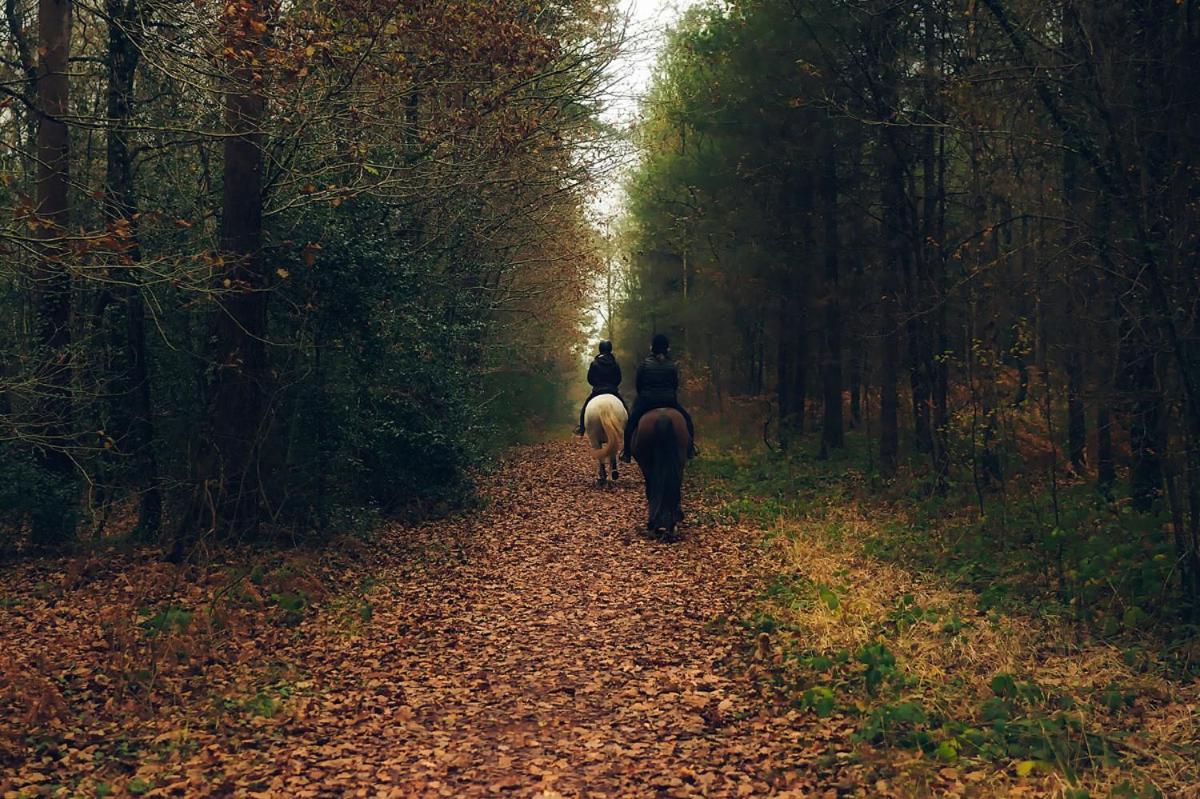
1;0;618;552
620;0;1200;611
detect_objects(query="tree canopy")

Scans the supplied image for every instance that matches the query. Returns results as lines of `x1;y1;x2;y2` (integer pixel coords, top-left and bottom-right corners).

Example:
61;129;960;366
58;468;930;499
620;0;1200;616
0;0;621;549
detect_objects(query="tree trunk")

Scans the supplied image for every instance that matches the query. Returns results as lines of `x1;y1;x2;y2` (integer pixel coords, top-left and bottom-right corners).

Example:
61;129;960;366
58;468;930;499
849;347;862;429
792;320;807;435
1127;348;1164;512
104;0;161;540
1095;192;1118;497
1061;0;1087;476
31;0;75;546
878;145;903;476
1096;403;1115;494
873;11;904;476
777;292;793;449
194;0;272;542
904;288;932;453
924;3;950;488
1066;349;1087;472
819;145;844;456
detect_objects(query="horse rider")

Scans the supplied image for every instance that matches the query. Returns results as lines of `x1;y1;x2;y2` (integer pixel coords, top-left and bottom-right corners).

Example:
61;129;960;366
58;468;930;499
620;333;697;462
575;340;625;436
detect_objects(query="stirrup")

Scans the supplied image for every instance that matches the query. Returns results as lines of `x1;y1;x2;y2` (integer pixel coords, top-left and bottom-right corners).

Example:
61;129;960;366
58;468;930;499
620;450;632;463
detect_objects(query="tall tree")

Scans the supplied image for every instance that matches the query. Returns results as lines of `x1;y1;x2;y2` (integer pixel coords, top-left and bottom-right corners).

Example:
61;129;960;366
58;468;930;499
31;0;74;545
200;0;272;539
103;0;161;538
872;4;904;476
818;142;843;456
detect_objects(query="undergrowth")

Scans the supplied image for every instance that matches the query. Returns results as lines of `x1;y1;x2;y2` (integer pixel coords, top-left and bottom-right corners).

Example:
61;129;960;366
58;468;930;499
693;431;1197;652
694;432;1200;797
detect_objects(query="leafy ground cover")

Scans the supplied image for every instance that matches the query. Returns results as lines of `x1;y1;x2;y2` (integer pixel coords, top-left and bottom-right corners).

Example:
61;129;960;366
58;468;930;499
693;433;1200;798
3;439;1196;798
2;442;861;798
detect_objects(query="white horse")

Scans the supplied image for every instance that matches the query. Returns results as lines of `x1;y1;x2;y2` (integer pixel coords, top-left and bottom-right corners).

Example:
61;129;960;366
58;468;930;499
584;393;628;487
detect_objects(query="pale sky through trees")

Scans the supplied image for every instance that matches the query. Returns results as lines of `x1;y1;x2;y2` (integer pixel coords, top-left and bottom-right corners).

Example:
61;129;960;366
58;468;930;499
592;0;701;223
584;0;700;343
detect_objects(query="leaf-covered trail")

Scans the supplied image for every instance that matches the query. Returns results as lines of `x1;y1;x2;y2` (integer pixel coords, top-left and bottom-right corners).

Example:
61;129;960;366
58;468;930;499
238;441;848;797
7;442;1198;798
0;441;856;797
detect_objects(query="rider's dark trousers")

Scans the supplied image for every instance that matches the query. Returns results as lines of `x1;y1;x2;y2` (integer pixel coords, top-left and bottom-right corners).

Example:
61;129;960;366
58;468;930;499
579;388;625;430
622;397;695;456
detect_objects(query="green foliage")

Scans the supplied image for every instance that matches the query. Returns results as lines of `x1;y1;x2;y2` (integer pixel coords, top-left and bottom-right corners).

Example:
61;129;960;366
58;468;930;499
798;685;836;717
0;444;79;550
711;434;1179;784
1;0;614;550
817;584;841;611
138;605;193;636
846;666;1117;776
695;432;1194;646
270;591;310;626
616;0;851;382
260;198;493;528
1111;780;1165;799
857;700;928;747
761;573;814;609
223;681;294;719
857;641;898;695
886;594;938;632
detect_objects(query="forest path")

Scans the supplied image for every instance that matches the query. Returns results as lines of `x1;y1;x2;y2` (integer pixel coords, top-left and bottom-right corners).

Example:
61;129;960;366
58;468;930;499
0;441;862;798
230;441;848;797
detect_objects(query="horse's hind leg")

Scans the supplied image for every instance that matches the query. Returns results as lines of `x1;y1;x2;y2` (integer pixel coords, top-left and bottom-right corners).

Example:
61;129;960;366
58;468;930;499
611;456;619;482
597;462;607;488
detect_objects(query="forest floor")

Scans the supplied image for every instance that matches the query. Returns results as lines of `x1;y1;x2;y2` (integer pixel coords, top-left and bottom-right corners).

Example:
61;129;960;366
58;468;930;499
1;441;1197;798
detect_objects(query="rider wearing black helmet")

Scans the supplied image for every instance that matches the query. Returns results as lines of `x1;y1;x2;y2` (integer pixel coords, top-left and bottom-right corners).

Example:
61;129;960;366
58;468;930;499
620;334;697;462
574;340;625;436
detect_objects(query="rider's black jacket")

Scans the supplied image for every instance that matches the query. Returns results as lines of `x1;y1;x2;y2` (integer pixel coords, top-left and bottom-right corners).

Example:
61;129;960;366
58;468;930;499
634;354;679;405
588;353;622;391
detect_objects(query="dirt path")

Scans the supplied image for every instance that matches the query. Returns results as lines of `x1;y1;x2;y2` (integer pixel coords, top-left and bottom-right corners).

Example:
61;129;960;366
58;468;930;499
2;442;856;798
231;442;850;797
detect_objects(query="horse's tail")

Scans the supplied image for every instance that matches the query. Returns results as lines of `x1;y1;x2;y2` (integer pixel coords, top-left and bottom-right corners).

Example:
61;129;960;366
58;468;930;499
590;397;625;462
647;413;684;531
599;410;623;462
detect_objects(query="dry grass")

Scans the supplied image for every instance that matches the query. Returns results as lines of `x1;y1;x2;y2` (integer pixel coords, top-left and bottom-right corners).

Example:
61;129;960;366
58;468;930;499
748;499;1200;799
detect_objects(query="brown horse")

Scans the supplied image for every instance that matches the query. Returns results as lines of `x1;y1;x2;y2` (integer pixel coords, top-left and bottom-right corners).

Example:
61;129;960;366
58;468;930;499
632;408;689;540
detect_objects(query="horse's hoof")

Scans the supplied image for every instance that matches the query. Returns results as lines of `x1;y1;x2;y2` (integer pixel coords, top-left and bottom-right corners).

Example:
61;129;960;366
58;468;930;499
596;478;607;488
611;470;619;482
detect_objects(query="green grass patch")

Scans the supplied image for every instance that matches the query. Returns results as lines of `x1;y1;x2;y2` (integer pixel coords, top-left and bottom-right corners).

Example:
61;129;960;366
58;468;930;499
694;430;1196;653
704;427;1198;792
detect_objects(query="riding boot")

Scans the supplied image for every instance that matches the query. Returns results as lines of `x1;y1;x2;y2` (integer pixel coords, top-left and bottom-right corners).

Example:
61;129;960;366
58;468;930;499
575;402;587;436
621;401;643;463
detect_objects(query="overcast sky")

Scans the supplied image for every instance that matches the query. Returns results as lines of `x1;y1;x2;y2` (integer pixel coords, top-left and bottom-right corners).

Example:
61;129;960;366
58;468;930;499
580;1;702;341
590;0;702;223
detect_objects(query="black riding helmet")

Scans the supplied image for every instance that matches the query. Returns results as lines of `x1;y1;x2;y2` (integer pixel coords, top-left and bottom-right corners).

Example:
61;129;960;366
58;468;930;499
599;340;613;354
651;333;669;355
